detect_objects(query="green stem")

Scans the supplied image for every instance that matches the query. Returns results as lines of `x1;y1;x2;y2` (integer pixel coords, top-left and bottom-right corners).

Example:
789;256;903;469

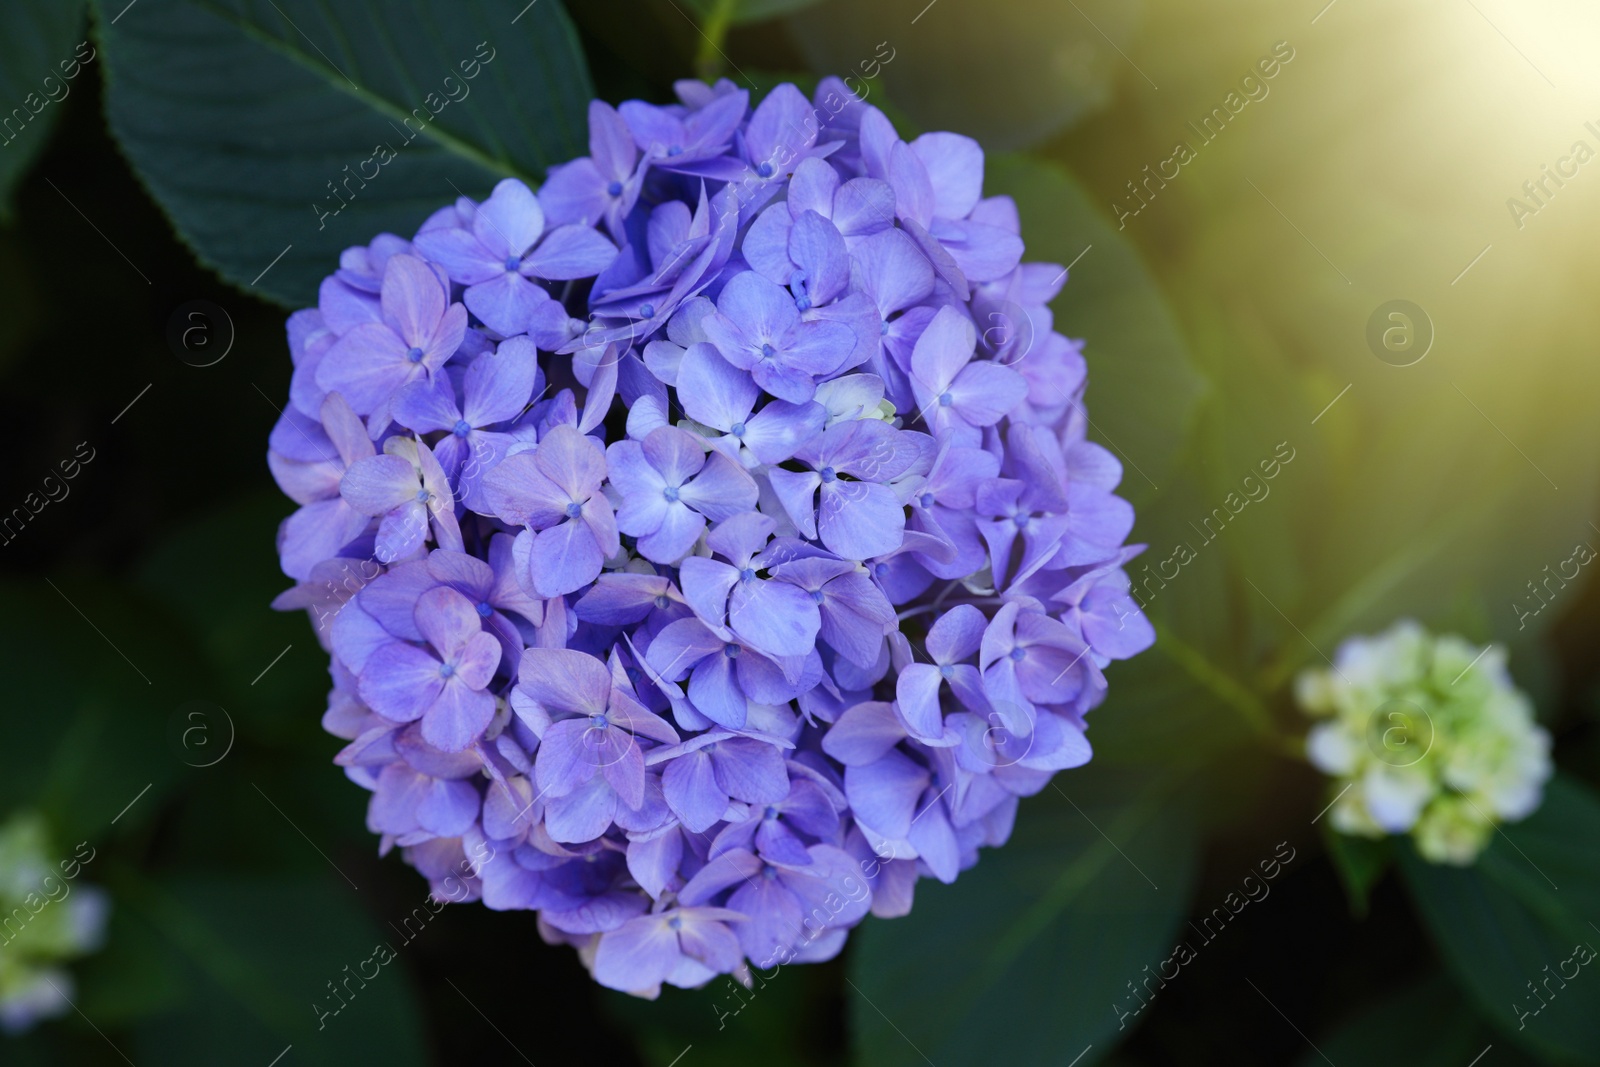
694;0;739;81
1155;622;1301;757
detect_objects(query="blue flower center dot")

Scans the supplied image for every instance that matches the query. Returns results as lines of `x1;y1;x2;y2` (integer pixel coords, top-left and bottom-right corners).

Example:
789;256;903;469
757;161;774;178
939;663;955;680
880;319;891;335
795;294;812;312
504;255;521;271
607;180;624;196
668;915;683;930
439;662;456;678
763;805;780;820
407;346;425;363
874;562;889;577
740;567;756;582
819;466;837;483
724;643;741;658
919;492;935;508
1009;647;1027;662
1014;513;1030;530
762;866;779;880
654;594;671;609
938;391;954;407
760;343;777;359
810;589;825;603
565;502;583;518
662;485;680;502
415;489;431;502
667;145;683;157
639;303;655;319
590;713;608;729
476;601;493;618
453;419;473;437
729;421;746;437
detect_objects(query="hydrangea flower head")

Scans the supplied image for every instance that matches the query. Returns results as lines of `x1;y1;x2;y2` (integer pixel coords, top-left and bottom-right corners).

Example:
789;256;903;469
270;78;1154;996
0;812;108;1034
1295;619;1552;865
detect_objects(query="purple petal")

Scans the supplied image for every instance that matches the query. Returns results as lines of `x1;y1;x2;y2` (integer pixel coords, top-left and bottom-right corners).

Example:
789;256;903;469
844;749;929;839
358;641;443;723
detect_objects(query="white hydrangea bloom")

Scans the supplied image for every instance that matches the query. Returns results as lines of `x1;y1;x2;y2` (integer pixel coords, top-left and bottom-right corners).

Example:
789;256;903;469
1295;619;1552;865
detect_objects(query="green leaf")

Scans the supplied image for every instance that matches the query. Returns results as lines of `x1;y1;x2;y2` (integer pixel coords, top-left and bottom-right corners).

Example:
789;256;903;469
117;872;429;1067
1398;774;1600;1064
849;768;1199;1067
1322;826;1390;918
985;154;1207;510
0;1;87;216
1299;974;1541;1067
96;0;592;307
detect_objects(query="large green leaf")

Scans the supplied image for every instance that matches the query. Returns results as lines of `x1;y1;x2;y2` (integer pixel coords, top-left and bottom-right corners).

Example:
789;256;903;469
96;0;592;307
849;768;1199;1067
986;154;1207;511
0;1;87;216
1299;974;1540;1067
119;873;429;1067
1398;774;1600;1065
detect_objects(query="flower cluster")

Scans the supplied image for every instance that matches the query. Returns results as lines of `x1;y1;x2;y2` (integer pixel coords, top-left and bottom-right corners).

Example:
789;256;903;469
270;78;1153;995
1295;620;1552;865
0;812;107;1034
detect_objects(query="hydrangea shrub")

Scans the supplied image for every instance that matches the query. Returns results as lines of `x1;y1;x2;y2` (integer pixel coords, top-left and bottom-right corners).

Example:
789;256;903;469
269;78;1154;995
1296;619;1551;865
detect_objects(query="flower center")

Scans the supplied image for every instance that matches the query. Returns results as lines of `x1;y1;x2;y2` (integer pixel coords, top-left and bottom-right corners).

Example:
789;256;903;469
439;662;456;678
654;594;671;609
918;492;935;508
810;589;825;603
729;421;746;436
757;161;775;178
759;343;777;359
668;915;683;930
453;419;473;437
504;255;521;271
415;489;431;503
638;303;655;319
406;346;425;363
476;601;493;618
763;805;779;819
667;145;683;157
607;180;623;196
939;663;955;679
565;502;583;518
938;391;954;407
662;485;680;502
724;643;741;658
589;713;608;729
820;466;837;483
740;567;756;582
1009;647;1027;662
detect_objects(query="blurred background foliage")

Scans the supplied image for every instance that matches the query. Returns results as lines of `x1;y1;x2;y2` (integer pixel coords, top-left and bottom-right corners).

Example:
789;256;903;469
2;0;1599;1063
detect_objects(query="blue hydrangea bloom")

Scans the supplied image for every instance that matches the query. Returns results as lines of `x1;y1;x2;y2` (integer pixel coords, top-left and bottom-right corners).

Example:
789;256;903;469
269;78;1155;997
